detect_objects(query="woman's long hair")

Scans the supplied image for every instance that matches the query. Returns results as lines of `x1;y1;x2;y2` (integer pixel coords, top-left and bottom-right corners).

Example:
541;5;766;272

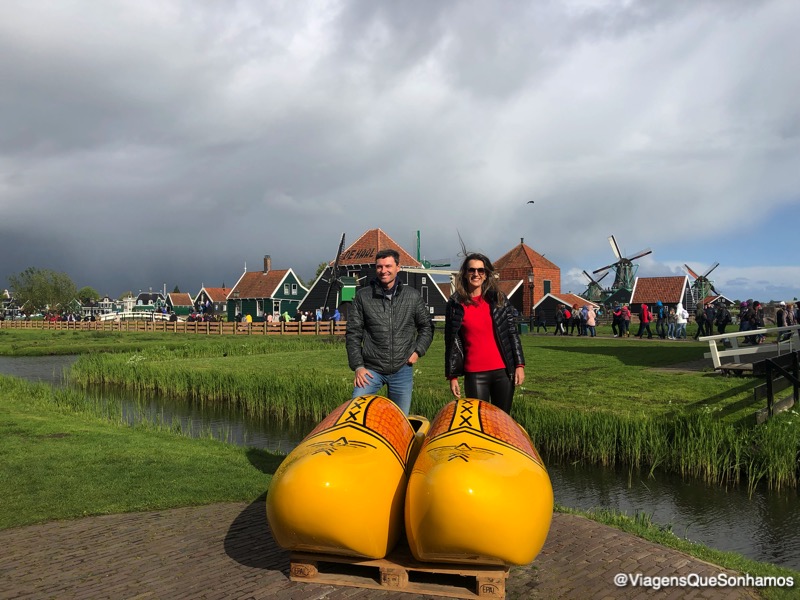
452;252;504;306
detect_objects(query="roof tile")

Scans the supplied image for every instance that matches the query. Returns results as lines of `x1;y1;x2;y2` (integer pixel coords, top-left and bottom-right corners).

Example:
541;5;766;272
630;276;688;304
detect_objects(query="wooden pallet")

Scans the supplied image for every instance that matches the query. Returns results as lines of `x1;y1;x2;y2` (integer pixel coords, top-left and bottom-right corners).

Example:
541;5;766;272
290;545;509;599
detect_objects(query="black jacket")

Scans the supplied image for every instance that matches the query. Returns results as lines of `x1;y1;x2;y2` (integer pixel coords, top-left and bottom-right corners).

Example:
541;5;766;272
346;279;434;375
444;291;525;379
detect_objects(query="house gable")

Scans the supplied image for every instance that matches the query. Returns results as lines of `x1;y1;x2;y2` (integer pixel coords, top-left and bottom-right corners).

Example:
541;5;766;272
494;239;561;316
334;228;422;268
298;228;447;318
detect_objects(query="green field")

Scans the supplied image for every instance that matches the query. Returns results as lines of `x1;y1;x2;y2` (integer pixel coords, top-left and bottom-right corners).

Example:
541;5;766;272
1;327;796;490
2;328;799;597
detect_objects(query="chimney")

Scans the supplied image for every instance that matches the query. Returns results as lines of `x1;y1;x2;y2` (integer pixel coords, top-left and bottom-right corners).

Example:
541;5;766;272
264;255;272;273
520;238;524;245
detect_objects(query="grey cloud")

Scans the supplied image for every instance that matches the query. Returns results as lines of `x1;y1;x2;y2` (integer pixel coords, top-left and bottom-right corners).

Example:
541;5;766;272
2;0;799;302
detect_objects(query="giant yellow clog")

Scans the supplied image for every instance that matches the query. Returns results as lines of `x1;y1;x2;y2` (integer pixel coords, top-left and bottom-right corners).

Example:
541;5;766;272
267;395;429;559
405;398;553;566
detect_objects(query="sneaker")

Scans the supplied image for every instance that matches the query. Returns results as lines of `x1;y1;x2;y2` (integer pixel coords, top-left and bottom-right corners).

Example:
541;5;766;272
613;334;618;338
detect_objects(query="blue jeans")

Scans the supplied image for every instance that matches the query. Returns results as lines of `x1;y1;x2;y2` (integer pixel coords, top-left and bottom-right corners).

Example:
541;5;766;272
353;364;414;414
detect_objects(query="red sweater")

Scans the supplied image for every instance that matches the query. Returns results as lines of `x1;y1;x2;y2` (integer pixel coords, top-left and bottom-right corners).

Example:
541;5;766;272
461;297;506;373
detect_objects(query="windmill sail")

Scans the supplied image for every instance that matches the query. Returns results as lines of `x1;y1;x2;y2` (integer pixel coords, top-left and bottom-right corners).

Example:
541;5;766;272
322;233;346;311
593;235;652;291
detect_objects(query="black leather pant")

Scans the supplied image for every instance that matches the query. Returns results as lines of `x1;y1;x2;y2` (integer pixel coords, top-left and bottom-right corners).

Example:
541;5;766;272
464;369;514;414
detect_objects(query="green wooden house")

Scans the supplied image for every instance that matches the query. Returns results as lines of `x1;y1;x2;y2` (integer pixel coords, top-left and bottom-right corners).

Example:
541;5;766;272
227;256;308;322
167;292;194;316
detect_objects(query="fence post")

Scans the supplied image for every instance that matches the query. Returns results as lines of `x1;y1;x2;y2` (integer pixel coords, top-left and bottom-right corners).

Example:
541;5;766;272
766;360;774;418
794;352;800;405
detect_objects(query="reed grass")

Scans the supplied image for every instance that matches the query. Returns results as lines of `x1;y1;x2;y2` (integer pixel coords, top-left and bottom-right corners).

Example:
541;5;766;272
46;333;800;491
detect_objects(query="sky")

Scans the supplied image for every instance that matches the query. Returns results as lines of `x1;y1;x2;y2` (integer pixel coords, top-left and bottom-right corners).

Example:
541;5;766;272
2;0;799;303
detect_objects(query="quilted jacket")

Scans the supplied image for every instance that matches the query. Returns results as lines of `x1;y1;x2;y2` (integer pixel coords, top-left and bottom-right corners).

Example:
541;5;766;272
444;291;525;379
346;279;434;375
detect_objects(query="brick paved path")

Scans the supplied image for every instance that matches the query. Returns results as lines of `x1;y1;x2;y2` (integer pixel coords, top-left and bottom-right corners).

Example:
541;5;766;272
0;499;765;599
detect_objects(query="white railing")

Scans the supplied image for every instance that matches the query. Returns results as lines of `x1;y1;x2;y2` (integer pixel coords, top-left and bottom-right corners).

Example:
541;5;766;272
99;311;183;322
700;325;800;370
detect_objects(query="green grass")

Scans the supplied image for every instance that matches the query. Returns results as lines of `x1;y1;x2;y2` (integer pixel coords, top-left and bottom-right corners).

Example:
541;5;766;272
63;332;800;491
0;375;279;528
6;329;800;490
1;332;799;589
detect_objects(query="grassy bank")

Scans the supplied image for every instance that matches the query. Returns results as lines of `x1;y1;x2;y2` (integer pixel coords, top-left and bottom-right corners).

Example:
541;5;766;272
0;375;276;528
1;374;797;598
4;328;798;490
63;332;800;491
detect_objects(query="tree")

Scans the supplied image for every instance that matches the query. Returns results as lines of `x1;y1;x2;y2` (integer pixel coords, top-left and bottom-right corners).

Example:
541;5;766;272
77;286;100;304
7;267;78;315
172;285;181;294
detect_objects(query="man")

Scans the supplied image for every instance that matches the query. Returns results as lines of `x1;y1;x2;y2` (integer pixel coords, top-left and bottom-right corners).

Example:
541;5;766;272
346;248;434;414
714;302;731;335
655;301;667;339
703;303;716;337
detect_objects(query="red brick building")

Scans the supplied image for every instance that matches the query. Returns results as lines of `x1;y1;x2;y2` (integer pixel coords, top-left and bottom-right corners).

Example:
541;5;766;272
494;238;561;319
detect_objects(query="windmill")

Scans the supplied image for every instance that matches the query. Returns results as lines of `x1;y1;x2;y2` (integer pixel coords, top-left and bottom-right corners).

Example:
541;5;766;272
592;235;652;291
321;233;346;312
684;262;720;303
581;270;609;302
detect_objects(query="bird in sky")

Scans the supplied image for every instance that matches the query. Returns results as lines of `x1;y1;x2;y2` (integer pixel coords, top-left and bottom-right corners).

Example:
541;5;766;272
526;200;535;204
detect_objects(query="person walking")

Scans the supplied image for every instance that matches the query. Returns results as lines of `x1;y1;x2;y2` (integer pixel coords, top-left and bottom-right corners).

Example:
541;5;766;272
612;305;622;337
636;303;653;339
346;248;434;414
693;308;706;340
667;307;677;339
675;302;689;339
621;304;631;337
704;303;716;337
585;305;597;337
714;302;732;335
445;253;525;414
555;304;566;336
655;301;667;339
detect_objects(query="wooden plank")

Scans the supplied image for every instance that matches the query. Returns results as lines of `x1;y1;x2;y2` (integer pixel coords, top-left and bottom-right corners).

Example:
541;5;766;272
753;377;792;401
290;547;508;599
716;363;754;375
752;352;798;377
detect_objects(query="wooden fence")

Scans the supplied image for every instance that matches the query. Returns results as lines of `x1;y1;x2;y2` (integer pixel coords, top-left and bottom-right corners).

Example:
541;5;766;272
0;319;348;336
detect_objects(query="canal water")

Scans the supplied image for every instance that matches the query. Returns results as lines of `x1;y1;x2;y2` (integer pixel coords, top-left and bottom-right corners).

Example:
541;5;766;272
1;355;798;570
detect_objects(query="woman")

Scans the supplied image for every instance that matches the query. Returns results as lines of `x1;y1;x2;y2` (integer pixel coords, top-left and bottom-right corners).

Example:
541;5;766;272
620;304;631;337
667;307;677;339
555;304;567;335
570;303;581;335
585;305;596;337
445;253;525;414
636;303;653;339
612;305;622;337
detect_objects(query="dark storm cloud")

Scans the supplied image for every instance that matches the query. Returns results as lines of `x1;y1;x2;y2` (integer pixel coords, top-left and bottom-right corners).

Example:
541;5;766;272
1;0;799;301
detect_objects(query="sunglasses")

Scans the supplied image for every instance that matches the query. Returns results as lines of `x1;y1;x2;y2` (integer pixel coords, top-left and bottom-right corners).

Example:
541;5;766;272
467;267;486;275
